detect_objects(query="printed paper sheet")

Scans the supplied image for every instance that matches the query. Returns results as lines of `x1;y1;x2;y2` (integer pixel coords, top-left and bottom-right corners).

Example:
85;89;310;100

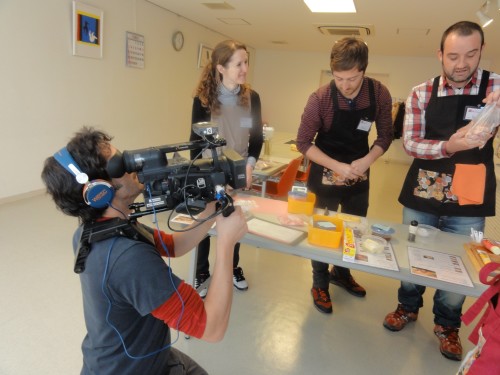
343;230;399;271
408;246;473;287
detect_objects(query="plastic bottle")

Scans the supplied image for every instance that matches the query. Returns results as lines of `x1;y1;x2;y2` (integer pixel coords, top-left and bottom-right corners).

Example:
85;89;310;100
482;238;500;255
408;220;418;242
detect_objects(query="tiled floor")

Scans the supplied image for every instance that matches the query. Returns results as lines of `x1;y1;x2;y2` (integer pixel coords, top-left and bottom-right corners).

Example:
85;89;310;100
0;159;478;375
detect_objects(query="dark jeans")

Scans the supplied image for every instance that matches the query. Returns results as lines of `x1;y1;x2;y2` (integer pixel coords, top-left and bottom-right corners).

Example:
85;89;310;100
398;207;485;328
311;188;369;289
165;347;208;375
196;235;240;276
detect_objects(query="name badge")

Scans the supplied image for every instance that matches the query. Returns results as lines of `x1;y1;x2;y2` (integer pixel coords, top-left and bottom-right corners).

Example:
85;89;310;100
240;117;252;128
357;119;372;132
464;106;484;121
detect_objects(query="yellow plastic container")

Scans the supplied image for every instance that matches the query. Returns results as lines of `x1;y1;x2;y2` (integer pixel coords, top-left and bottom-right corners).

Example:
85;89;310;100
337;213;361;223
288;192;316;216
307;215;344;248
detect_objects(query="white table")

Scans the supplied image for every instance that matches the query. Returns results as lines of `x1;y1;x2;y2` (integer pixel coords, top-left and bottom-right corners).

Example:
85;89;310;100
252;157;289;197
189;193;487;298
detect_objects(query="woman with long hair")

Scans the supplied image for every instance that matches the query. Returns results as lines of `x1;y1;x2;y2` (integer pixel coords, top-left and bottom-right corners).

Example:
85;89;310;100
190;40;263;296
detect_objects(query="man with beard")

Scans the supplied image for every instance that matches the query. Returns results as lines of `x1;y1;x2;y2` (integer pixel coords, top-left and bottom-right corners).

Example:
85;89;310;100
383;21;500;362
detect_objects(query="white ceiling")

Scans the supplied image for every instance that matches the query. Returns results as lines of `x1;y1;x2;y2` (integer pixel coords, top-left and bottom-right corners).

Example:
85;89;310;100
148;0;500;62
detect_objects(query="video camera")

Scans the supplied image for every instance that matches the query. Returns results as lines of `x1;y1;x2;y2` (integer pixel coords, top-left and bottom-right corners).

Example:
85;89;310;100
107;122;247;218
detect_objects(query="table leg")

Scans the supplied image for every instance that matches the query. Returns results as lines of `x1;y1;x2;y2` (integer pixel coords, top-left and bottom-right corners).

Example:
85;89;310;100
185;246;198;340
187;246;198;286
261;180;267;197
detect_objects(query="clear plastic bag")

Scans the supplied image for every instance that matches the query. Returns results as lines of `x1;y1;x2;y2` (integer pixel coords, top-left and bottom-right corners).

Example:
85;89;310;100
465;103;500;147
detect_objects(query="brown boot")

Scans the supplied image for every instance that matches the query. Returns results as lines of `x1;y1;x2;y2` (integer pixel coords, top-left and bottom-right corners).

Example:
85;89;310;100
433;325;462;361
329;268;366;297
311;287;332;314
383;304;418;331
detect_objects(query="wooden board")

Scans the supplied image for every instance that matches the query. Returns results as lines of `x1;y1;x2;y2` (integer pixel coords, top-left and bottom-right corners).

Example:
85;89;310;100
246;217;307;245
464;242;500;271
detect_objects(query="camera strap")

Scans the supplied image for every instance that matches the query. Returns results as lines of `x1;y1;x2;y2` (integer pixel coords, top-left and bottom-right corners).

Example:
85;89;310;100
74;218;154;274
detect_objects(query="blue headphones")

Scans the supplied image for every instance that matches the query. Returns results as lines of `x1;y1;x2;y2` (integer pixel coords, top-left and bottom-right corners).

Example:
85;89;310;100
53;147;114;208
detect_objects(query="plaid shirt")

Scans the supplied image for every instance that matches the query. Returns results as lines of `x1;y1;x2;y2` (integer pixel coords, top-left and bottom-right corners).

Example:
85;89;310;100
403;67;500;160
296;77;393;155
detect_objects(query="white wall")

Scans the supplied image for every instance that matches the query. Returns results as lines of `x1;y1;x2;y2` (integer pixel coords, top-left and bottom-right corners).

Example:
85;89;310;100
1;0;496;200
252;50;495;135
252;50;494;164
0;0;254;201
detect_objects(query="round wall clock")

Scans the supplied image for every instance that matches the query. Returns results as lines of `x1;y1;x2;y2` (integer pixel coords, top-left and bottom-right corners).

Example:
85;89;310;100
172;31;184;51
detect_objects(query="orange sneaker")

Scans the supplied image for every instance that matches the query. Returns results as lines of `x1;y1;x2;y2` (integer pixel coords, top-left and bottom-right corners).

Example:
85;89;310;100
383;304;418;331
311;287;332;314
433;325;462;361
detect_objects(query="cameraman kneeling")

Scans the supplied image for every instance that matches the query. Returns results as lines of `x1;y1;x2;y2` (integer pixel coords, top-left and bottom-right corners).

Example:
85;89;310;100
41;127;247;375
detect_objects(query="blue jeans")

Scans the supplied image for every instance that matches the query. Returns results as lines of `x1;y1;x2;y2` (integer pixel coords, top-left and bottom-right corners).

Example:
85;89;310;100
398;207;485;328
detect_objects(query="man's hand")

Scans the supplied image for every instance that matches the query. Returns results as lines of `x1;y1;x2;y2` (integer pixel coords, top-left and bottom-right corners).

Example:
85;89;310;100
351;156;371;176
483;88;500;107
334;161;364;181
445;123;485;154
215;206;247;250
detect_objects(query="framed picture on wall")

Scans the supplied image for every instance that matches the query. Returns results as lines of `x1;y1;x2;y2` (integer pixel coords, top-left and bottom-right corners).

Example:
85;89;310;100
72;1;103;59
198;44;213;68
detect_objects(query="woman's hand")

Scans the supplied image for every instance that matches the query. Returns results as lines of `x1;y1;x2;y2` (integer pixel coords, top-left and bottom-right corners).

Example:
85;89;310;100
245;164;254;189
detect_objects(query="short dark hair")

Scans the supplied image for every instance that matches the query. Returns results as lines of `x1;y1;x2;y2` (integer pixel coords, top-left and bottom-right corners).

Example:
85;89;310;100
440;21;484;52
41;127;113;223
330;37;369;73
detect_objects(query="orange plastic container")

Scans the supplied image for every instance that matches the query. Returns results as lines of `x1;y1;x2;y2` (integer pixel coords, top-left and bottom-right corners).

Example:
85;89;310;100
288;192;316;216
307;215;344;248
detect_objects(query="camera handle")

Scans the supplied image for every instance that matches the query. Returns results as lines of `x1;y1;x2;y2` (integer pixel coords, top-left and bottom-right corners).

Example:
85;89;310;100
215;185;234;217
218;197;234;217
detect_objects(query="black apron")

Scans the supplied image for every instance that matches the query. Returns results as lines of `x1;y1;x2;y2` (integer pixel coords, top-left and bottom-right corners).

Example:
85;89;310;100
308;79;376;196
398;70;496;217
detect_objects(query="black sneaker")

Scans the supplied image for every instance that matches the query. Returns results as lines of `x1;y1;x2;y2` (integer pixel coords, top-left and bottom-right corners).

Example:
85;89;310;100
194;272;210;298
329;268;366;297
233;267;249;291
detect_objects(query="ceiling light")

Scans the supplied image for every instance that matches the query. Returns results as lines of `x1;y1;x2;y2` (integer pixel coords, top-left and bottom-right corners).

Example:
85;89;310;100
497;0;500;10
201;2;234;10
304;0;356;13
476;9;493;27
476;1;494;27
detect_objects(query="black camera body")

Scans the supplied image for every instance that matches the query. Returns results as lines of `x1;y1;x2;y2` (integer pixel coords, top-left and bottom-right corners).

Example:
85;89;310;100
107;123;246;217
